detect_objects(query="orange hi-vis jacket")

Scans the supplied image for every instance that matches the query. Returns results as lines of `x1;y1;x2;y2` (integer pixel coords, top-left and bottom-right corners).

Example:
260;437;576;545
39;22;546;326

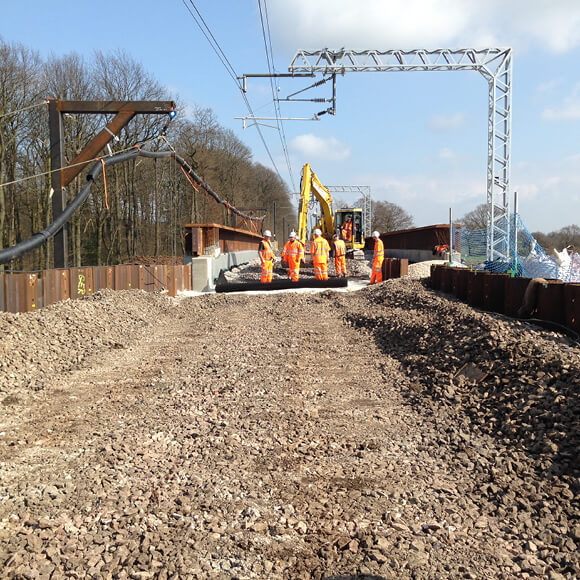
370;237;385;284
342;220;353;242
333;238;347;276
281;239;305;282
259;239;275;283
310;235;330;280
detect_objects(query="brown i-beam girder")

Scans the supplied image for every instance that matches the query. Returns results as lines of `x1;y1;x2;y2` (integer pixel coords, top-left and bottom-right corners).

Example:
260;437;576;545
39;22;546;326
48;99;175;268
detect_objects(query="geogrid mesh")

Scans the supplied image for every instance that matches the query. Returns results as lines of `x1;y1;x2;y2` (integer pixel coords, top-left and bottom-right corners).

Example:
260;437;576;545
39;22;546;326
453;214;580;282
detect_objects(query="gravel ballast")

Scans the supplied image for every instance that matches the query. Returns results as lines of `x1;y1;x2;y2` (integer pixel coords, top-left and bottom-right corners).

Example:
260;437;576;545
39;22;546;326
0;277;578;579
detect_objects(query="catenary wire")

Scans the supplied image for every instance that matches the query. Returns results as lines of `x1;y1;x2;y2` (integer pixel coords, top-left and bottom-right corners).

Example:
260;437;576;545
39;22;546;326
0;100;48;120
0;135;164;189
181;0;287;188
257;0;296;193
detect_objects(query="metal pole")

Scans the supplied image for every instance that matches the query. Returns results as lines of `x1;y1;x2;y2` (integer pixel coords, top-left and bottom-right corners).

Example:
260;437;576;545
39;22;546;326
449;207;453;264
513;191;519;270
49;100;67;268
273;201;277;239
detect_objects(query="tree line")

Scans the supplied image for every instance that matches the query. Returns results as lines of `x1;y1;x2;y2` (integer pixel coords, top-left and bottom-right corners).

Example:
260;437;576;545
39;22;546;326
0;39;295;271
460;203;579;254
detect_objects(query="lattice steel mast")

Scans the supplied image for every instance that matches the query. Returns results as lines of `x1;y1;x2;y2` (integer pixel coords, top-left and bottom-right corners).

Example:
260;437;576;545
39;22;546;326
288;48;513;262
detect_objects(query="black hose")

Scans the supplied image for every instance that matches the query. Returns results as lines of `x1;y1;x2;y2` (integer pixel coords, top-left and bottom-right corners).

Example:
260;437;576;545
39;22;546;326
0;147;265;266
523;318;580;344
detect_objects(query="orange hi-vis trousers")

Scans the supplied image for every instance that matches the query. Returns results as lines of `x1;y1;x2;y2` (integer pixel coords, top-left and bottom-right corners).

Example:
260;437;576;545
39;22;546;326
313;258;328;280
335;255;347;276
370;258;383;284
287;257;301;281
261;260;273;283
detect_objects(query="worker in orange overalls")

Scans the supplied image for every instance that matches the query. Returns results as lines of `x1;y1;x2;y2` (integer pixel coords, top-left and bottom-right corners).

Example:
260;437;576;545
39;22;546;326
259;229;275;283
332;233;347;277
310;228;331;280
341;216;353;242
369;230;384;285
281;231;305;282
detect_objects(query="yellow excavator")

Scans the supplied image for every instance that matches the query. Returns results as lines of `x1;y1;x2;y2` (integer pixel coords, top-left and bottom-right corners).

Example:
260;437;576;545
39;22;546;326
297;163;365;254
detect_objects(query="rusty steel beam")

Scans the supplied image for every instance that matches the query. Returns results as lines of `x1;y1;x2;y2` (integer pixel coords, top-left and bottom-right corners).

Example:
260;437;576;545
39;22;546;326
184;223;263;257
49;99;68;267
56;100;176;186
61;110;135;186
55;100;176;114
47;98;176;268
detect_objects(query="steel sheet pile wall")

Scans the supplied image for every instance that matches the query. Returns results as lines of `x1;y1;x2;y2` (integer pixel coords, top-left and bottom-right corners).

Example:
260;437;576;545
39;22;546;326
0;264;192;313
382;258;409;280
184;223;262;256
365;224;451;251
430;265;580;333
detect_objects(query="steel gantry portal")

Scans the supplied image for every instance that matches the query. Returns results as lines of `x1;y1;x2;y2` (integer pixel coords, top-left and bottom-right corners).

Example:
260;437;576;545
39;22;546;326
288;48;513;262
326;186;373;238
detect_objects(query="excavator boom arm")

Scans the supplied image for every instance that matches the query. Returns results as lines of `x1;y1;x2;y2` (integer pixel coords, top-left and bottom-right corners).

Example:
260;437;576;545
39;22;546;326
297;163;335;244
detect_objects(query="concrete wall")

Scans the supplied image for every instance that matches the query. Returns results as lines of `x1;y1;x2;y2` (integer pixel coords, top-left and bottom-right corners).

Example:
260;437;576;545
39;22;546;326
382;249;435;263
186;250;257;292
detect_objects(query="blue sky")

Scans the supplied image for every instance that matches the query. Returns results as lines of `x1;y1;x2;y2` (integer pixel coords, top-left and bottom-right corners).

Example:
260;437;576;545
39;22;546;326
2;0;580;233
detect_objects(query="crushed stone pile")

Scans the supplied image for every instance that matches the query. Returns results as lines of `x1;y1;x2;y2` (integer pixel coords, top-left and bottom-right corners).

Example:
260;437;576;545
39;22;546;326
407;260;448;280
0;279;578;579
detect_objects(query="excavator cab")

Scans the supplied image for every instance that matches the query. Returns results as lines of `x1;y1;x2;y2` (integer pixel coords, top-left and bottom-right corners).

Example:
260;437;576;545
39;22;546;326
335;208;365;252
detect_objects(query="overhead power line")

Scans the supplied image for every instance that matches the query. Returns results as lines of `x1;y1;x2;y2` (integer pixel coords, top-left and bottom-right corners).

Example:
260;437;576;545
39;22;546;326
0;100;48;120
181;0;286;187
257;0;296;192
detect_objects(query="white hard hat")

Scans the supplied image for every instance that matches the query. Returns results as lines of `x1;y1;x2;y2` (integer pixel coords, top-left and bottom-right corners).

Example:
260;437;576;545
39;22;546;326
290;231;297;238
372;231;380;238
314;228;322;236
264;230;272;237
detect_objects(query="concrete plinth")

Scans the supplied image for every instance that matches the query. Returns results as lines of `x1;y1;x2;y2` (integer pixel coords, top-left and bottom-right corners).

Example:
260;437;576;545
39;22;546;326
188;250;257;292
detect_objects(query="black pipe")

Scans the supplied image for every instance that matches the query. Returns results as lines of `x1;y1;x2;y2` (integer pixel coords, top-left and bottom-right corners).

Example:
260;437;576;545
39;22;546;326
216;276;348;293
0;147;265;265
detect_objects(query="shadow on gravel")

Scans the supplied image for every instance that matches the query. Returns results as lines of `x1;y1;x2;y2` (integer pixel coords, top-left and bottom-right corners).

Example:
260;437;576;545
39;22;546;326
346;290;580;483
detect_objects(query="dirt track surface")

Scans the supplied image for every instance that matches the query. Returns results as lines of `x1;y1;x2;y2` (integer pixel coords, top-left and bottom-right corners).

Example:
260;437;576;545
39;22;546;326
0;279;579;579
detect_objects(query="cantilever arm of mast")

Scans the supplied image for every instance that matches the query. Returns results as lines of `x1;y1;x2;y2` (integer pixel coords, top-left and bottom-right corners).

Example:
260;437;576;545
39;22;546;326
234;115;320;129
238;73;314;93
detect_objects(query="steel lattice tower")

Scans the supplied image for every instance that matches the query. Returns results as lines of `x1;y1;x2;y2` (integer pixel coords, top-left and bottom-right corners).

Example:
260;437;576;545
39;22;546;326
288;48;513;262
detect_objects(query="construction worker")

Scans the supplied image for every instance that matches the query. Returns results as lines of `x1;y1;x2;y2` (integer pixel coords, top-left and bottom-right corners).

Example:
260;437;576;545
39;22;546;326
281;231;305;282
332;233;347;277
259;230;275;283
310;228;331;280
369;230;384;285
341;216;353;242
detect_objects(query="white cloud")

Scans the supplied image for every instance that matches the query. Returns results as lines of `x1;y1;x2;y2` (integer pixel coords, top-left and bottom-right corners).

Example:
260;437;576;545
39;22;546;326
289;134;351;161
438;148;459;161
268;0;580;54
357;161;580;232
514;183;540;201
542;84;580;120
427;112;467;132
535;79;561;94
565;153;580;166
359;171;484;211
511;158;580;230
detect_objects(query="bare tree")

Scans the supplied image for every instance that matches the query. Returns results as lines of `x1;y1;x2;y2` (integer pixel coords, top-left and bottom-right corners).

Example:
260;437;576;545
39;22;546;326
459;203;488;230
0;39;43;269
0;42;295;269
371;200;414;232
532;224;580;254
